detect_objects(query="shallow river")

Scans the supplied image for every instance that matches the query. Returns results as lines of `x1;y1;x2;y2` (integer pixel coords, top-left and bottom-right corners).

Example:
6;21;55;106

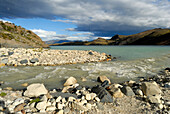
0;46;170;90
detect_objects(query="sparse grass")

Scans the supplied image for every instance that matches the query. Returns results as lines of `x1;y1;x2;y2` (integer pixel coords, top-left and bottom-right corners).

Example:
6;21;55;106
29;98;41;104
0;92;7;97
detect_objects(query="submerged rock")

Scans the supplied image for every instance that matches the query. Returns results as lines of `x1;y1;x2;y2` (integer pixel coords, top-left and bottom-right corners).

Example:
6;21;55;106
24;83;48;97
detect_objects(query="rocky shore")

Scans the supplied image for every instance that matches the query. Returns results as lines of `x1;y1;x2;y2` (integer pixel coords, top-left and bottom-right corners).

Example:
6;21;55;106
0;48;108;66
0;68;169;114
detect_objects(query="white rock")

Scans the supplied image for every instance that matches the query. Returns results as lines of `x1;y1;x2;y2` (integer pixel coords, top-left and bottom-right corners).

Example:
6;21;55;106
46;106;56;112
95;97;100;102
85;94;91;101
85;103;92;110
68;97;76;102
57;103;64;109
90;93;97;100
136;89;143;96
24;83;48;97
56;96;62;102
36;101;47;111
57;109;64;114
158;103;163;109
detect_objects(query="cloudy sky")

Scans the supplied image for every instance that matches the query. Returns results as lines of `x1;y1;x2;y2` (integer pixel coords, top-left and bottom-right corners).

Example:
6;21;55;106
0;0;170;41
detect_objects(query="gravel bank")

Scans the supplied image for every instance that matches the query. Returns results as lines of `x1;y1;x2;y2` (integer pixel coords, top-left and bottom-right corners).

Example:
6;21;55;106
0;48;108;66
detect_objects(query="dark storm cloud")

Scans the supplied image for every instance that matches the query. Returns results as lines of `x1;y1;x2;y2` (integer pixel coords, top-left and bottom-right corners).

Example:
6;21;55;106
1;0;170;37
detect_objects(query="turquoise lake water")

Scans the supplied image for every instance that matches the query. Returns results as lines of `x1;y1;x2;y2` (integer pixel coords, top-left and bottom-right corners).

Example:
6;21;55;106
0;46;170;89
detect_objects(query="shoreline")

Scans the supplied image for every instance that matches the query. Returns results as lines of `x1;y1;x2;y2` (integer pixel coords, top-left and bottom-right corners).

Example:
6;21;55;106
0;48;113;67
0;68;169;113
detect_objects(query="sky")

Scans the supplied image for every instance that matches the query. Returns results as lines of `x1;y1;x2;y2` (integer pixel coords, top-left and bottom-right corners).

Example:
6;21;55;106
0;0;170;41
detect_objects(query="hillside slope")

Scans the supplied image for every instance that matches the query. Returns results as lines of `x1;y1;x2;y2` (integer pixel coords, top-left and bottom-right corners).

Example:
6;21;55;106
0;21;48;48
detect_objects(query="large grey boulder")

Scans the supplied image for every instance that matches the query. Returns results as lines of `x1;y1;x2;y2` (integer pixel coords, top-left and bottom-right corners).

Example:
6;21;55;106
141;82;162;96
24;83;48;97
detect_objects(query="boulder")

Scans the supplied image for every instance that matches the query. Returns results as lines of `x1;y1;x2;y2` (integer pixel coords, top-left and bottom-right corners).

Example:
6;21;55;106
97;76;111;84
24;83;48;97
91;85;113;103
121;86;135;96
20;59;28;64
141;82;162;96
30;58;39;63
64;77;77;86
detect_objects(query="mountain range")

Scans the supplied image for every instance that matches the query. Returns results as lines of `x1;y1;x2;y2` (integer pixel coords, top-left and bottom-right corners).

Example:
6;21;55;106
50;28;170;46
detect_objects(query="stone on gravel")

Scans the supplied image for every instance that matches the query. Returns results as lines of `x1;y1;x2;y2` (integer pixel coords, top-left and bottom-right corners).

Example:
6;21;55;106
24;83;48;97
14;103;26;112
135;89;143;96
36;101;47;112
20;59;28;64
97;76;111;84
64;77;77;86
85;94;91;100
46;106;56;112
109;87;124;98
121;86;135;96
57;109;64;114
147;94;162;104
141;82;162;96
30;58;39;63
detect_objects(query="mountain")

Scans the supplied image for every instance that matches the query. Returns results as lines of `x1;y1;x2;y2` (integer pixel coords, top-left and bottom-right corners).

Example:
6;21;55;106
0;21;48;48
110;28;170;45
52;28;170;45
45;39;72;44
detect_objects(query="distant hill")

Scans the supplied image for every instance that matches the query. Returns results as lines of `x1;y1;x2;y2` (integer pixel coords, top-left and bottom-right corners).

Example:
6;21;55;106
52;28;170;46
45;39;72;44
0;21;48;48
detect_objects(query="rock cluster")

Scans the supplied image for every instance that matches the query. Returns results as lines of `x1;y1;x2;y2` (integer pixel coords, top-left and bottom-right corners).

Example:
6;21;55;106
0;68;169;113
0;48;107;66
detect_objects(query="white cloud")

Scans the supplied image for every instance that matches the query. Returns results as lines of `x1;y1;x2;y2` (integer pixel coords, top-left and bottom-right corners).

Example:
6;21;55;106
0;19;12;23
31;29;96;41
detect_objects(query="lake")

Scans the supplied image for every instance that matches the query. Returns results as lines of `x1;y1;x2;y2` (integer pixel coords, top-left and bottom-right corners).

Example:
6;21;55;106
0;46;170;89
